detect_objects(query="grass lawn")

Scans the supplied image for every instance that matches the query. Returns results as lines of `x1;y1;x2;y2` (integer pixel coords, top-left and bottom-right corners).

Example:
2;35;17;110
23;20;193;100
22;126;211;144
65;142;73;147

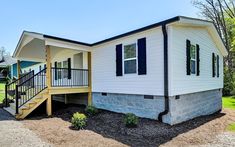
223;96;235;132
223;96;235;110
0;82;5;104
227;123;235;132
0;93;4;103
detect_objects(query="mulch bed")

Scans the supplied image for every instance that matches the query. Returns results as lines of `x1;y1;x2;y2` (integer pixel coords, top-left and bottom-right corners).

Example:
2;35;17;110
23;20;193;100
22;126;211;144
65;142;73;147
27;102;229;147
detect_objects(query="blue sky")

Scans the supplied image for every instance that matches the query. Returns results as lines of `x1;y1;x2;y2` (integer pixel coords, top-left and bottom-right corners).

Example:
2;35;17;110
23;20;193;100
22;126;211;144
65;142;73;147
0;0;199;54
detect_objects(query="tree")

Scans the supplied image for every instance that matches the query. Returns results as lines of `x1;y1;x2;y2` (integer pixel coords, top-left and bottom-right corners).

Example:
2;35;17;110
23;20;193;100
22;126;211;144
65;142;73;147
0;46;10;56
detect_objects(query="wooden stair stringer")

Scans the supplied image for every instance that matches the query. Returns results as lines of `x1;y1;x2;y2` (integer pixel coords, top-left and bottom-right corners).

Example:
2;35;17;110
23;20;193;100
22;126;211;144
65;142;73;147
16;92;49;119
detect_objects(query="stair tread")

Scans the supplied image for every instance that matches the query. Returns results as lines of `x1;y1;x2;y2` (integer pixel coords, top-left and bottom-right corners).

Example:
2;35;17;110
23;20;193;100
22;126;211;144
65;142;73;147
3;107;16;116
10;103;28;109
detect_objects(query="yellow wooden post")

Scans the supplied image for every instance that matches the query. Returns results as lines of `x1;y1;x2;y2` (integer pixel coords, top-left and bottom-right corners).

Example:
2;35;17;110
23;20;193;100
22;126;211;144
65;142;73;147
46;45;52;116
17;60;21;79
88;52;92;106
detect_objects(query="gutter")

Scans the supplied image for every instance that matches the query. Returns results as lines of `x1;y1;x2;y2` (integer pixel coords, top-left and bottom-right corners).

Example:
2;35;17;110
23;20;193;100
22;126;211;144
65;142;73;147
158;24;169;122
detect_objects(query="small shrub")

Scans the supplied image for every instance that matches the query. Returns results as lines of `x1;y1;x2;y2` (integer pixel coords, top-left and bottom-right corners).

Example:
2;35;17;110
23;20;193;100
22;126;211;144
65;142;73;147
124;113;139;128
85;105;98;116
71;112;87;130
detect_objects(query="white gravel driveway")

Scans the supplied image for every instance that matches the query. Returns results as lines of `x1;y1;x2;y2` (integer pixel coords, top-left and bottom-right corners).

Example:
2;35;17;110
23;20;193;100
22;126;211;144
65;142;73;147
0;109;51;147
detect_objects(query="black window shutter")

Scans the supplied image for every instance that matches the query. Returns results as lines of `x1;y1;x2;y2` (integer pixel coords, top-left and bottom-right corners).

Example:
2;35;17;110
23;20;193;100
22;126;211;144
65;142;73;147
138;37;147;75
212;53;215;77
44;64;46;73
116;44;123;76
54;62;57;80
186;40;191;75
196;44;200;76
68;58;71;79
217;55;219;77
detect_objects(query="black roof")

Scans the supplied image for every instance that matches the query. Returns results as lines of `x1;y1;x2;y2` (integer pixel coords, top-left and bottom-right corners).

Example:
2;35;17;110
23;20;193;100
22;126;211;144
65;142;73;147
43;16;181;46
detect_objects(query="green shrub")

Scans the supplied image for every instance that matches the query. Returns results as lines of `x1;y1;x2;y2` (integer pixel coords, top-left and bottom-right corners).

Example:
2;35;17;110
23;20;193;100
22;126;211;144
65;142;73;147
85;105;98;116
124;113;139;128
71;112;87;130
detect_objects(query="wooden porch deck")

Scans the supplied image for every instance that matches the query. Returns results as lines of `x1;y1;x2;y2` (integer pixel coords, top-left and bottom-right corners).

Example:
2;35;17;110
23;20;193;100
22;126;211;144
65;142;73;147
49;86;89;95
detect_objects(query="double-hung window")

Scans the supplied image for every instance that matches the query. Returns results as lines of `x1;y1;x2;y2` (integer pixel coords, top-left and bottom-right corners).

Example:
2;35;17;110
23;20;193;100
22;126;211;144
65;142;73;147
212;53;219;77
63;60;68;78
124;43;137;74
214;56;217;76
190;45;196;74
57;62;62;79
56;60;69;80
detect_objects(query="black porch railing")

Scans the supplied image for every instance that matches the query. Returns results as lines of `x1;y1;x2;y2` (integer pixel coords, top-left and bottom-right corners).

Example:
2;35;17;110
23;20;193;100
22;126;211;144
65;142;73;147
17;68;47;109
5;68;47;114
5;70;34;107
51;67;88;87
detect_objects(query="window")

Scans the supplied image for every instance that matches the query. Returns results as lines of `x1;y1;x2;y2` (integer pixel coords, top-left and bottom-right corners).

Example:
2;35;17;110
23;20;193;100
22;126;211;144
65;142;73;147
57;62;62;79
212;53;219;77
190;45;196;74
63;60;68;78
124;43;137;74
214;56;217;76
56;60;69;79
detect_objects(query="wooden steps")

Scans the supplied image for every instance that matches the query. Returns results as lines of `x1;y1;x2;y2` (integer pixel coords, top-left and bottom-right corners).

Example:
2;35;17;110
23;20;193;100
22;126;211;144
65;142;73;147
16;90;49;119
4;89;49;119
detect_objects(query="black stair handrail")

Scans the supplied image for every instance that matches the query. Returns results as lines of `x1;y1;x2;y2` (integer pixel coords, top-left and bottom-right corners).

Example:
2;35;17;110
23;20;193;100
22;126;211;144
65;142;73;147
7;70;34;86
16;68;47;112
5;70;34;107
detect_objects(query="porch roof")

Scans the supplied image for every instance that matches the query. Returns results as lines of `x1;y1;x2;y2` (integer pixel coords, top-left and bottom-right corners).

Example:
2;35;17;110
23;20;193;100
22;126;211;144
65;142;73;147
13;31;92;62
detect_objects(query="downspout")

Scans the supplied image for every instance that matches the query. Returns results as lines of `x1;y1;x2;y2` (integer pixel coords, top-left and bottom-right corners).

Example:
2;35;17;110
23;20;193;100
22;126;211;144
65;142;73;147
158;24;169;122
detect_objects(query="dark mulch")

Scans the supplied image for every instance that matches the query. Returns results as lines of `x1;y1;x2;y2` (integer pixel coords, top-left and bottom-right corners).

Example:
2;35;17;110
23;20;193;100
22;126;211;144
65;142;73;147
32;101;224;147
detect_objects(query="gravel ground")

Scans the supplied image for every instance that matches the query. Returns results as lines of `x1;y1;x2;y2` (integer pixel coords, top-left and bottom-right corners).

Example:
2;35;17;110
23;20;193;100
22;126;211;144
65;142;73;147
1;103;235;147
0;109;51;147
21;103;235;147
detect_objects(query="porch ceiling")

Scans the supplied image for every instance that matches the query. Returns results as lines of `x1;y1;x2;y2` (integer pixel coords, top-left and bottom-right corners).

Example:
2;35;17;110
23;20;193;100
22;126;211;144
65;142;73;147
17;38;46;62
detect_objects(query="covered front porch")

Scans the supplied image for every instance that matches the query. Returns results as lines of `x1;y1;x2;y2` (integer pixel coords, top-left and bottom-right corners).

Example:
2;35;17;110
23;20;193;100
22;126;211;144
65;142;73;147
8;31;93;117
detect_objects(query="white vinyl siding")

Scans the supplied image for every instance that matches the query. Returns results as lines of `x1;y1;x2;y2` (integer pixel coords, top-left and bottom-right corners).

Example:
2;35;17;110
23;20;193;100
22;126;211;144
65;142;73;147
92;28;164;95
168;26;223;96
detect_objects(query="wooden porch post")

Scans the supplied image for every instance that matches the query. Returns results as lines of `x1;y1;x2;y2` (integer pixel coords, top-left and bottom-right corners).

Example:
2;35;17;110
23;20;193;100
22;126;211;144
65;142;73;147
17;60;21;78
88;52;92;106
46;45;52;116
65;94;68;104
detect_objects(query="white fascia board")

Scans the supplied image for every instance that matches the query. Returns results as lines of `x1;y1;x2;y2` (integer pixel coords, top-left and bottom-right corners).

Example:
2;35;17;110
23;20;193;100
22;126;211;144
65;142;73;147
178;17;228;57
45;38;92;52
24;31;44;40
